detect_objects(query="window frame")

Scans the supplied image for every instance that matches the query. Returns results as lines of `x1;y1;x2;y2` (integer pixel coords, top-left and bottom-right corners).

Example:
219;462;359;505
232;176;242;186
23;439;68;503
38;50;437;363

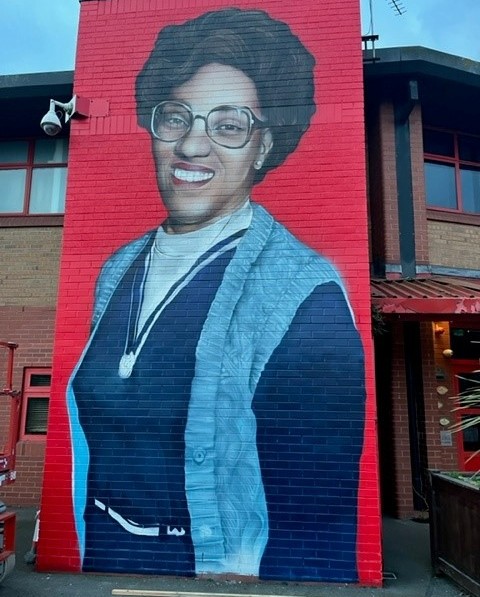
19;367;52;442
0;137;68;220
424;127;480;219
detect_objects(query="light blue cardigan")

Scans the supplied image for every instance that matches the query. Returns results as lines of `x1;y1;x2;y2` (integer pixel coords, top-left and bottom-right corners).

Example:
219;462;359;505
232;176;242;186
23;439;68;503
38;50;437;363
67;203;351;575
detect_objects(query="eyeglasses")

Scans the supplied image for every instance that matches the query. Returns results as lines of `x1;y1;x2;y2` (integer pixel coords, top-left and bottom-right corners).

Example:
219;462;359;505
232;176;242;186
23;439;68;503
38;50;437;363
150;101;266;149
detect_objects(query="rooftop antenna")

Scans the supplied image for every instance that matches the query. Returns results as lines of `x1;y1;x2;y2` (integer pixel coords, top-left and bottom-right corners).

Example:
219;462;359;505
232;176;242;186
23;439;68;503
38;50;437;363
363;0;407;62
386;0;407;16
362;0;379;61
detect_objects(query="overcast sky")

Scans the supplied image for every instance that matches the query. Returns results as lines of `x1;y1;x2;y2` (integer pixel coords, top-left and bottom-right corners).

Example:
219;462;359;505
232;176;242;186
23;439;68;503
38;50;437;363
0;0;479;76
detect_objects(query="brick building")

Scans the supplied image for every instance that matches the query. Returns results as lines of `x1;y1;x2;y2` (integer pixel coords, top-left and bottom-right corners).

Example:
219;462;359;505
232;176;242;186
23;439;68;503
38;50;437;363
0;0;479;587
0;72;72;505
365;47;480;518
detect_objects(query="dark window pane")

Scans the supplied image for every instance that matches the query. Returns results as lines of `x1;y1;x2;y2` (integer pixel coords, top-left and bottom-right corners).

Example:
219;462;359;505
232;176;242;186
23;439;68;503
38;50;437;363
460;166;480;213
29;374;52;387
25;397;49;435
462;416;480;452
458;374;480;395
451;329;480;360
423;129;455;157
34;138;68;164
424;162;457;209
0;169;27;213
0;141;28;164
459;134;480;163
456;372;480;408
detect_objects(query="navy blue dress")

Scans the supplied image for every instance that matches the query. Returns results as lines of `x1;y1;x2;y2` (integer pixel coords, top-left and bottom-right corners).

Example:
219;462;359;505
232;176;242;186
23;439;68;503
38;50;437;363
73;232;364;581
73;237;236;574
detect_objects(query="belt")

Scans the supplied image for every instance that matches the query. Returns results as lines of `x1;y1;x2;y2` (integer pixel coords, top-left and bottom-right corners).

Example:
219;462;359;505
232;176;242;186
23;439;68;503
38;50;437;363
94;498;187;537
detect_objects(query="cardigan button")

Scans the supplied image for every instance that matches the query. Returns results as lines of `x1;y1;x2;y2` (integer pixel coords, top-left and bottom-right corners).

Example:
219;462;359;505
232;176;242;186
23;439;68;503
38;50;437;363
193;448;206;464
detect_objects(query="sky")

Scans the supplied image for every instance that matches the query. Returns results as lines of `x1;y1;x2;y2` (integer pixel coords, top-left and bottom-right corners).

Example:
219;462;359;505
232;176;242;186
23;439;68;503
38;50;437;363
0;0;479;76
361;0;480;61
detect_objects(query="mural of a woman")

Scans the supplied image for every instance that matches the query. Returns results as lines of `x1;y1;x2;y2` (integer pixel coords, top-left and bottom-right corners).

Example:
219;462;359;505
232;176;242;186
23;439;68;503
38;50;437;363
67;8;366;583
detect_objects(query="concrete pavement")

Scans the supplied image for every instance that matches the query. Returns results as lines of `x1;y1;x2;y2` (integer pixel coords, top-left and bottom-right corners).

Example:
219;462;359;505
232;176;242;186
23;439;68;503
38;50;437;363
0;509;468;597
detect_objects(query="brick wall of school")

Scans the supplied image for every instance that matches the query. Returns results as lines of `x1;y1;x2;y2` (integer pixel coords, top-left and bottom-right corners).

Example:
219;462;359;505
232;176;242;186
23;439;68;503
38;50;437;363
0;227;62;306
371;97;480;277
0;226;60;506
385;321;453;519
39;0;381;584
409;106;430;267
428;220;480;271
423;323;459;472
368;102;430;276
369;94;480;519
0;306;56;506
382;106;402;271
388;322;414;518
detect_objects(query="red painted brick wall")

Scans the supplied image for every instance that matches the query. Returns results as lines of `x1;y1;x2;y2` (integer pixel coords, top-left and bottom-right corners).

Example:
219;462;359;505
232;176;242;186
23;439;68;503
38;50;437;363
39;0;381;584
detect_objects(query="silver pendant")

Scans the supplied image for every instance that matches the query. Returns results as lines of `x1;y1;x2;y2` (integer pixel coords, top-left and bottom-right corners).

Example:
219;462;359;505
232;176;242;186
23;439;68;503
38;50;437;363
118;352;136;379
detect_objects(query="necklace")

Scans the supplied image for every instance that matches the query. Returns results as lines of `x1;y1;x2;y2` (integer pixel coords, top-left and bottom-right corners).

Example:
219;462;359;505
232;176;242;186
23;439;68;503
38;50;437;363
118;254;150;379
117;231;246;379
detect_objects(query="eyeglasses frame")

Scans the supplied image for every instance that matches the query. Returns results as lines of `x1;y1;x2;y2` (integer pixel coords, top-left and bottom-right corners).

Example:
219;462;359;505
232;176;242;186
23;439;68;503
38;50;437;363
150;100;267;149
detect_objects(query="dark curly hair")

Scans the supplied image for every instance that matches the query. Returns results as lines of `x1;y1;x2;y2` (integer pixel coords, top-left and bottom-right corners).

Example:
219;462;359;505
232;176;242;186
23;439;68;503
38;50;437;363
136;8;316;183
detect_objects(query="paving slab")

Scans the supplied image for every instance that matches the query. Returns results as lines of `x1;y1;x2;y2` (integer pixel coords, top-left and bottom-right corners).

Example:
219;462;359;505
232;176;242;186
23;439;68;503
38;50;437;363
0;509;468;597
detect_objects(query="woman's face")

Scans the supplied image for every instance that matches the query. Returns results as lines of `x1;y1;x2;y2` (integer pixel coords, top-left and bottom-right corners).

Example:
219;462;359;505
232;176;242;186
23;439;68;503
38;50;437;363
152;63;272;234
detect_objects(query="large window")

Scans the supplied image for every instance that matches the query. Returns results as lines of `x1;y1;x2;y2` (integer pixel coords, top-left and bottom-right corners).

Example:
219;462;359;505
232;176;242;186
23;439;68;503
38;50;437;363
424;128;480;215
0;139;68;215
20;368;51;440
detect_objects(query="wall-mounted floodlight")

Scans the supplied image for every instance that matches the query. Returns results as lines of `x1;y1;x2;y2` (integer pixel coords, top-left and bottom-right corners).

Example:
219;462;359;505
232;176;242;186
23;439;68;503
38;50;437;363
40;96;89;136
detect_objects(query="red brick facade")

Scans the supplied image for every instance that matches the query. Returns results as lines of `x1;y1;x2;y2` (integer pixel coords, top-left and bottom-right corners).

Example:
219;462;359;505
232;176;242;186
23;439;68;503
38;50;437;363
366;51;480;519
0;306;56;506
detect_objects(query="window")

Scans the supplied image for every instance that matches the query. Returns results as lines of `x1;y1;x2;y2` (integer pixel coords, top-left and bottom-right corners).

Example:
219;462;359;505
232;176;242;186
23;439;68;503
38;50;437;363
451;328;480;360
0;139;68;215
424;128;480;215
20;368;51;440
452;367;480;471
461;416;480;452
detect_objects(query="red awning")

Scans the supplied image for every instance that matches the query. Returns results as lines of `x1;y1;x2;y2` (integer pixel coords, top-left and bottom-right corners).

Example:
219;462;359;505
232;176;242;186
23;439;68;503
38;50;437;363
371;277;480;315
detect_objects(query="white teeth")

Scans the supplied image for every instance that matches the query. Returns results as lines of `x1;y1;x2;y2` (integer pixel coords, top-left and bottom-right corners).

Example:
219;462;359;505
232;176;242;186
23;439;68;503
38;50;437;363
173;168;214;183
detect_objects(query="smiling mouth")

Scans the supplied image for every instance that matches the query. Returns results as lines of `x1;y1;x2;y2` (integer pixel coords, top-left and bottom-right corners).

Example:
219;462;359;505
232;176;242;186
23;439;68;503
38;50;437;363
172;168;214;183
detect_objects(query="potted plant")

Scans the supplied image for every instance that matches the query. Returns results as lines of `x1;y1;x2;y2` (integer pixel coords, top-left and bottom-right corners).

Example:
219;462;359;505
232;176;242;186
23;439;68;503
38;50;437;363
429;373;480;597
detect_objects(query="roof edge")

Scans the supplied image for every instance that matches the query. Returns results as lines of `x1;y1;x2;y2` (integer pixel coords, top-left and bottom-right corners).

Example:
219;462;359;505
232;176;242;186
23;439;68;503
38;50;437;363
364;46;480;88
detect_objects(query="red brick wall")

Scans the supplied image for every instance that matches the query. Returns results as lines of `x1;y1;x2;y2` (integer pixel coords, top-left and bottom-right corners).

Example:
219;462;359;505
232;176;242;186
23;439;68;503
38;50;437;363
409;106;429;266
385;321;464;519
388;322;414;517
369;102;430;274
424;323;462;472
0;306;55;506
39;0;381;584
378;102;401;272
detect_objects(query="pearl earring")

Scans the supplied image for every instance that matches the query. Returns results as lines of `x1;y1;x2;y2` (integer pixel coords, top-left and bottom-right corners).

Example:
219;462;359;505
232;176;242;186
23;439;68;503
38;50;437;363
254;160;263;170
